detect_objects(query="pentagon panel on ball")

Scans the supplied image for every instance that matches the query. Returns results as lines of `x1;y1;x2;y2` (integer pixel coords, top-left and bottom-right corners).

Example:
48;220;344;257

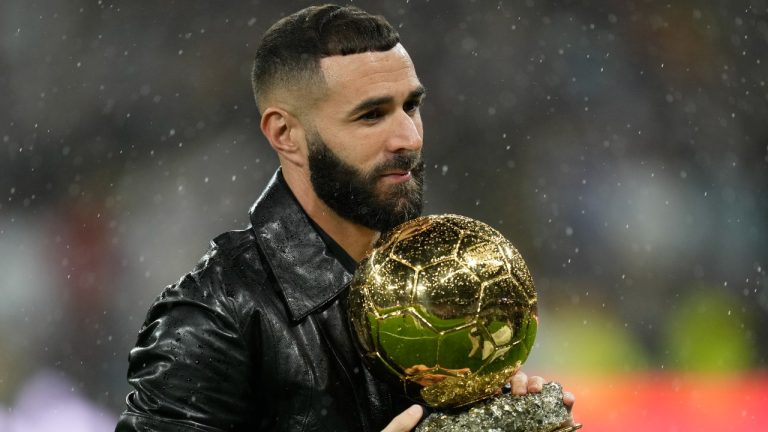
348;214;539;409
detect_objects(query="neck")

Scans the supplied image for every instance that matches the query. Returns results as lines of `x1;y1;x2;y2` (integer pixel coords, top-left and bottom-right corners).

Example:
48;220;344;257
282;167;378;262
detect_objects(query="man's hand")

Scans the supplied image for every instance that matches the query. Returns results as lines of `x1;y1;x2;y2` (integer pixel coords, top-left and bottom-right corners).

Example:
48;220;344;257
506;371;578;430
506;370;576;413
382;404;423;432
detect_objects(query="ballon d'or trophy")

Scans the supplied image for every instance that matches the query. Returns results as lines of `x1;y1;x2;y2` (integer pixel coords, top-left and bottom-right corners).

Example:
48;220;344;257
349;214;582;431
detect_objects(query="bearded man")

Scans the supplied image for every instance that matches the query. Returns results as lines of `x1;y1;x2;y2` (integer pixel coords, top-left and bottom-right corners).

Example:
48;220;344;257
117;5;574;431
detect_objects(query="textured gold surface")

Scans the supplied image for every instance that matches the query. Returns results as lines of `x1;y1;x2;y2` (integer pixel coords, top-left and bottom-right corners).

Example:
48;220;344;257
349;214;538;408
420;364;521;408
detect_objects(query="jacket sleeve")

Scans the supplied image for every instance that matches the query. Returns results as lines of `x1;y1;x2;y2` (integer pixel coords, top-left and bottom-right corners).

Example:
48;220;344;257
116;272;256;432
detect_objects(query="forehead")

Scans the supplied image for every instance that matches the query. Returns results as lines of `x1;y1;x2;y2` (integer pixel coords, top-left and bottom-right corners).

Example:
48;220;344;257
318;44;420;108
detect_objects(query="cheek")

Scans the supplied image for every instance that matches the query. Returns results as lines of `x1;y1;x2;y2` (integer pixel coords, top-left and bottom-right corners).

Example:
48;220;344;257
340;130;389;167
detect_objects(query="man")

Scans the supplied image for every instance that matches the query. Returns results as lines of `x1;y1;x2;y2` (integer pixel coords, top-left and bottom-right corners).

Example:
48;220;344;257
117;5;574;431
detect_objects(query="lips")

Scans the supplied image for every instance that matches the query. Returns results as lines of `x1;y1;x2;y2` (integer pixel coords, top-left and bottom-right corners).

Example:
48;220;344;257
376;155;423;183
381;170;413;183
382;169;409;176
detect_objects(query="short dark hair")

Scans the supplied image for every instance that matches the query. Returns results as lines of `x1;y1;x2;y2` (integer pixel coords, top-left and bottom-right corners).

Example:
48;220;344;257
251;4;400;114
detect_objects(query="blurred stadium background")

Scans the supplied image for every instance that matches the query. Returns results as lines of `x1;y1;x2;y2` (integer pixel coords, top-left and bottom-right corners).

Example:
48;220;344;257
1;1;766;430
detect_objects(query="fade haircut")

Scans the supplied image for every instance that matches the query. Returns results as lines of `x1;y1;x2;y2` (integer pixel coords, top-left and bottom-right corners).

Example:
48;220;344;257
251;4;400;114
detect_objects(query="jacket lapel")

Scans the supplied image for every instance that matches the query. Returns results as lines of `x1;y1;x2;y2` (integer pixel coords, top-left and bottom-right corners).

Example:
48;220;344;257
249;169;353;322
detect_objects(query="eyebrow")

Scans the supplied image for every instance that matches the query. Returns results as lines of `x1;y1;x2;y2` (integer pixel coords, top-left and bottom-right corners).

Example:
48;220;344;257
347;85;427;118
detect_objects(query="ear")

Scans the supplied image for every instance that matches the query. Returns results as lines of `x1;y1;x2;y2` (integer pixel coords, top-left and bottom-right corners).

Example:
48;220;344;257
260;107;307;167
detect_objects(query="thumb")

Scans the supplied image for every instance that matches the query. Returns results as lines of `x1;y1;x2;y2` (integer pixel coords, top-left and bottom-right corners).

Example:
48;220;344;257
381;404;423;432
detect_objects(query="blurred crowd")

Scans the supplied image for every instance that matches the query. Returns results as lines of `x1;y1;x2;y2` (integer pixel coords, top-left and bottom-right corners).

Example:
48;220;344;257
1;0;766;425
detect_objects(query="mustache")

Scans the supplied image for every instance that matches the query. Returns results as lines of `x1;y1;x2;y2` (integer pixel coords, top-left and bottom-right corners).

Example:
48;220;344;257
371;152;424;177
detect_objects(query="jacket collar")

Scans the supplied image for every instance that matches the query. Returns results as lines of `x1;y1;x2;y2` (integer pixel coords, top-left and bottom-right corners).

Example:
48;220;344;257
249;169;353;322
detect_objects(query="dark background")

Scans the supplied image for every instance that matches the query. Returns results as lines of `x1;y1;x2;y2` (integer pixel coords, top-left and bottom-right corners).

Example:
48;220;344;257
1;0;766;425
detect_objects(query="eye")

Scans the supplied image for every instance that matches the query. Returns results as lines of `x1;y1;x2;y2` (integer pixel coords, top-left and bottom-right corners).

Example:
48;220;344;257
358;109;384;122
404;98;423;115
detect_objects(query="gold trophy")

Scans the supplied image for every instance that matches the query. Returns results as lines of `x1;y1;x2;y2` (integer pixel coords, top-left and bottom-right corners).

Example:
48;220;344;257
348;214;581;431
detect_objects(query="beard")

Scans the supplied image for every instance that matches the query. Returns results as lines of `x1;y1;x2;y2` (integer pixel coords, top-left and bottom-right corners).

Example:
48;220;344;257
306;131;425;233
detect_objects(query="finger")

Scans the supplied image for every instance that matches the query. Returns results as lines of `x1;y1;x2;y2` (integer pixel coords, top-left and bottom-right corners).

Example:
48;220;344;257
563;391;576;410
381;404;423;432
511;371;528;396
527;375;545;393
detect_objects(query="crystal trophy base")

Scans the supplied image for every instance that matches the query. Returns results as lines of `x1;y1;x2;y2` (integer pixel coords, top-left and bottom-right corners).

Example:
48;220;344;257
415;382;582;432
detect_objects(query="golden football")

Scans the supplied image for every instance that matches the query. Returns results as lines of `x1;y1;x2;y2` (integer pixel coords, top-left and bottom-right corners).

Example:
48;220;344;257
348;214;538;408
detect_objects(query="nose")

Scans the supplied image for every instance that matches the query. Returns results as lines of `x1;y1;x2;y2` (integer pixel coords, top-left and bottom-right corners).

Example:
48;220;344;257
388;109;423;153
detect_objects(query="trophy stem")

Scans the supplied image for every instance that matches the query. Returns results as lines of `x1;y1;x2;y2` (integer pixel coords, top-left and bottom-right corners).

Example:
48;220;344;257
419;364;520;408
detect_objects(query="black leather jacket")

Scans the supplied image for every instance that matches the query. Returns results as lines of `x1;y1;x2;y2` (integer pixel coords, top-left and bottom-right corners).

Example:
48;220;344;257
117;170;409;431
